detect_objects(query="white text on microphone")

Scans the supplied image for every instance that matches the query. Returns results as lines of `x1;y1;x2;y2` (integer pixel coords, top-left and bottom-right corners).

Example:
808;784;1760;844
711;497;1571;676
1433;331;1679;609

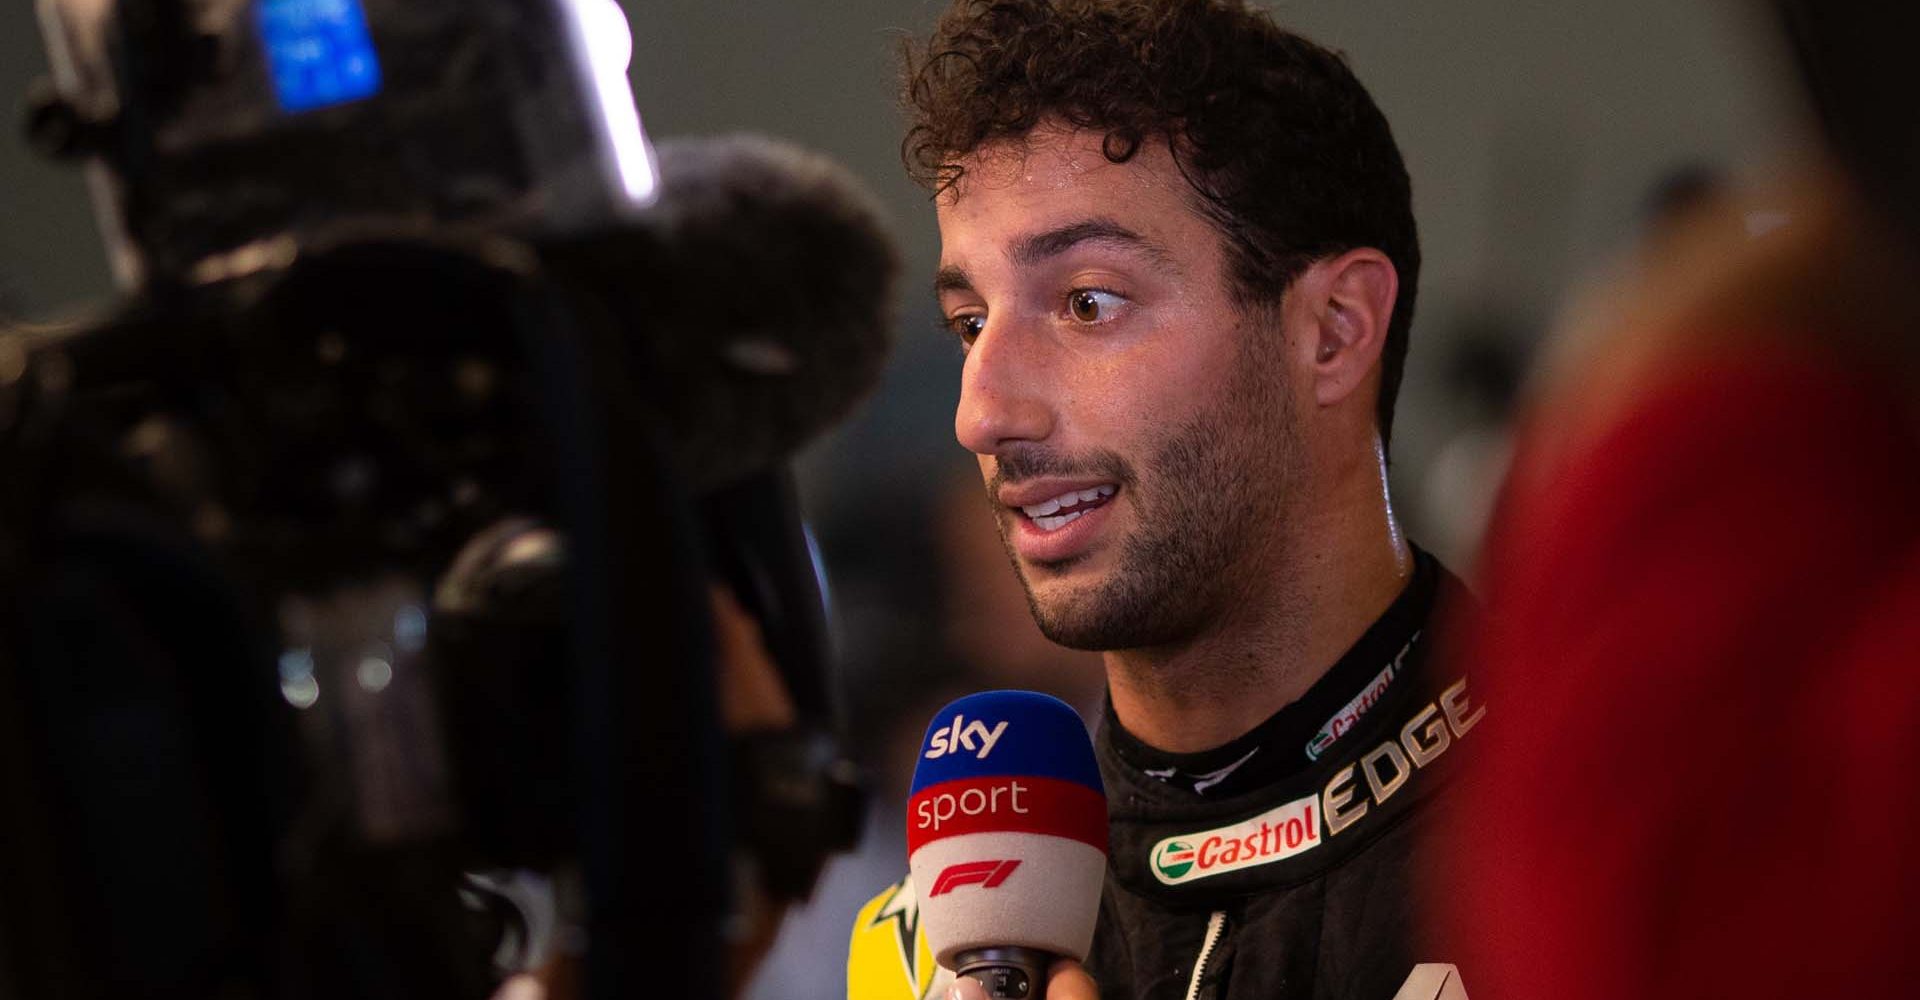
914;780;1031;832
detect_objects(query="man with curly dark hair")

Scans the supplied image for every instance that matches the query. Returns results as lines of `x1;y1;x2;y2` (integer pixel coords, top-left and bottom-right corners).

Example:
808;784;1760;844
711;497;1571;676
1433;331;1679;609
848;3;1480;998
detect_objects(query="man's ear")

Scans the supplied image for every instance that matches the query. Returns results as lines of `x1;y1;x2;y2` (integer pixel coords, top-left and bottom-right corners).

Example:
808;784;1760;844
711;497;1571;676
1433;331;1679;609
1303;248;1398;408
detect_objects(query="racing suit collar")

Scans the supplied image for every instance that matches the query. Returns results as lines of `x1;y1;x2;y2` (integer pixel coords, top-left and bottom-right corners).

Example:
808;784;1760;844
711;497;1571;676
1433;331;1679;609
1103;547;1439;800
1095;549;1480;905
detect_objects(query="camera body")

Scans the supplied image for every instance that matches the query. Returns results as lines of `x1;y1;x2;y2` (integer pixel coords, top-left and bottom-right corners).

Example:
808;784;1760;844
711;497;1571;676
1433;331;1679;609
2;3;870;998
0;226;730;1000
31;0;657;287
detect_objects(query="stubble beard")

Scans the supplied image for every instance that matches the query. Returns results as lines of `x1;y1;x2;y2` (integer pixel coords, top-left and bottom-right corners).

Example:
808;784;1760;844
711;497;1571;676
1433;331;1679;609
994;331;1301;652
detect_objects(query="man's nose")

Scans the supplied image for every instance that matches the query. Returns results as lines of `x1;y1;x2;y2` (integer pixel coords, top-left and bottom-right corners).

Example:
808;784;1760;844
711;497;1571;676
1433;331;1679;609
954;319;1053;457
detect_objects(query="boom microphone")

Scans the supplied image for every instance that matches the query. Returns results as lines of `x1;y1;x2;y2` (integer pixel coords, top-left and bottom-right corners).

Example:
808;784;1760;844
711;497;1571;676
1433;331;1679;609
909;691;1107;999
543;133;901;492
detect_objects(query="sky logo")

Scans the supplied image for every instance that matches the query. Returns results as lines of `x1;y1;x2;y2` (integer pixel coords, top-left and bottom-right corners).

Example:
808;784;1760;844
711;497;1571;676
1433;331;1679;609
924;714;1010;760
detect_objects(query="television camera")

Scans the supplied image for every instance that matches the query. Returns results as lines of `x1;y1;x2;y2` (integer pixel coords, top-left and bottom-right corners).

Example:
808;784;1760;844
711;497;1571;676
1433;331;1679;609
1;1;893;996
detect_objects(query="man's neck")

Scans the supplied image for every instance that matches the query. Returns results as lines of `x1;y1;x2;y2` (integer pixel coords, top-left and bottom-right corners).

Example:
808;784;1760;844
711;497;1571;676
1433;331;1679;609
1104;444;1411;754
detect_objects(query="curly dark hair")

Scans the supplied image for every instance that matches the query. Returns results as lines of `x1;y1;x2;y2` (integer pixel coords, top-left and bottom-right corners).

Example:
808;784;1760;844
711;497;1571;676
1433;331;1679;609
902;0;1420;448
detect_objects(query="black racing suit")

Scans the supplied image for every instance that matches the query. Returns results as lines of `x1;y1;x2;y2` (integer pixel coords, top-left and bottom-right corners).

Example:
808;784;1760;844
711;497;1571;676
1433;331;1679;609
1085;549;1479;1000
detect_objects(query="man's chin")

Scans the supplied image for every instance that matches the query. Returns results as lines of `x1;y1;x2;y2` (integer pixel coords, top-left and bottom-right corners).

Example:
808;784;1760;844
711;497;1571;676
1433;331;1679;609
1021;573;1141;652
1016;552;1107;603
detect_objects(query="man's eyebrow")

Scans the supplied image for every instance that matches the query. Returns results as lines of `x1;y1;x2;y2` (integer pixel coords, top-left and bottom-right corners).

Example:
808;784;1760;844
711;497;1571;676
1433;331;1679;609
1009;218;1176;270
932;218;1174;300
934;265;974;297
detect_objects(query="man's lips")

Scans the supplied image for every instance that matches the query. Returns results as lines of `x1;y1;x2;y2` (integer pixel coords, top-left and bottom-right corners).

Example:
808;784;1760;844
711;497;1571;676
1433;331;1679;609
997;479;1122;563
996;479;1121;512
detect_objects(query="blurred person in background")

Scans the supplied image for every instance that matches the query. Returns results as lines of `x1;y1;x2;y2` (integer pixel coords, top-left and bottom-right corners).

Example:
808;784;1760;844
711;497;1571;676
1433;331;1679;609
1444;2;1920;996
1417;166;1729;578
1417;324;1526;575
489;584;826;1000
852;2;1485;997
0;272;18;325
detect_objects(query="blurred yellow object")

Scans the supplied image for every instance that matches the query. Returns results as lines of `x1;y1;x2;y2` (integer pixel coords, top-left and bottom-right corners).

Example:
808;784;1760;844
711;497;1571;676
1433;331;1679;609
847;876;943;1000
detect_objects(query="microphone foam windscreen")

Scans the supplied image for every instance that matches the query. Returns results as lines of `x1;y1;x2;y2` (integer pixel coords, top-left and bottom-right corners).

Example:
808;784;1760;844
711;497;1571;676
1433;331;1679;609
908;691;1107;968
540;134;900;492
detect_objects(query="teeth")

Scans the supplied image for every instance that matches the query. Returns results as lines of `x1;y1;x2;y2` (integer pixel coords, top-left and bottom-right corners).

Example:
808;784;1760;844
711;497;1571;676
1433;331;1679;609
1033;510;1085;532
1020;484;1117;521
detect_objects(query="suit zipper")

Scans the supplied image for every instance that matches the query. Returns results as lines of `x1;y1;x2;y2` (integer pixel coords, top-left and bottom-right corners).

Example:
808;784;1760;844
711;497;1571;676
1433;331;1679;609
1183;910;1227;1000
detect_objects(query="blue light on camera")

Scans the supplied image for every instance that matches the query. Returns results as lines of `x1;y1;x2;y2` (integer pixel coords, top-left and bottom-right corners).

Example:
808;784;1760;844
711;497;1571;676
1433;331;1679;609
256;0;383;113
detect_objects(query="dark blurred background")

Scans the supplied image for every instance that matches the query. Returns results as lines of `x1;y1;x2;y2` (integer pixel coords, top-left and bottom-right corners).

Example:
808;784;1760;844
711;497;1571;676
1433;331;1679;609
0;2;1812;996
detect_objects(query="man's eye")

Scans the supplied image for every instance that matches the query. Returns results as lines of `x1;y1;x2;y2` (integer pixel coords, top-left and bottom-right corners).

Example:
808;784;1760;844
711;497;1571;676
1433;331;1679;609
948;313;987;344
1067;289;1125;324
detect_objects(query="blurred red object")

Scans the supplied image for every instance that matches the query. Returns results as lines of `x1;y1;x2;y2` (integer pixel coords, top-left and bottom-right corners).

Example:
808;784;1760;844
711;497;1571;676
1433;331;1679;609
1448;173;1920;998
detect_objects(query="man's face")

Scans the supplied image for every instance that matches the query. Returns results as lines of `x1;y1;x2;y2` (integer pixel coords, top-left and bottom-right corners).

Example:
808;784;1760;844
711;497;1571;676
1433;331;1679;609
935;126;1306;651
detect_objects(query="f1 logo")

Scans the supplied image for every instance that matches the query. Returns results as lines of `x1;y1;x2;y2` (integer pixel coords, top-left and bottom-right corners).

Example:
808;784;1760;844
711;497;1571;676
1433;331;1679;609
927;859;1021;897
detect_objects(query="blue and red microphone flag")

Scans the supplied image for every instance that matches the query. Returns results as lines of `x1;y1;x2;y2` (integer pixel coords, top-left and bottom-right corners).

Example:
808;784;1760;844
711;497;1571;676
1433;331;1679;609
907;690;1108;969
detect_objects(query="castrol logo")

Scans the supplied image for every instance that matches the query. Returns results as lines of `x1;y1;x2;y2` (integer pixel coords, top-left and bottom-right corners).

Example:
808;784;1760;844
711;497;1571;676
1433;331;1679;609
1147;794;1322;886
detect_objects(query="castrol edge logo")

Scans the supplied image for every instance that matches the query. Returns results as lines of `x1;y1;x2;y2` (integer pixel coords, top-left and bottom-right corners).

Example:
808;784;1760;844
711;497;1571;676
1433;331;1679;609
1149;794;1322;885
1305;630;1419;761
1147;676;1485;886
1322;677;1483;838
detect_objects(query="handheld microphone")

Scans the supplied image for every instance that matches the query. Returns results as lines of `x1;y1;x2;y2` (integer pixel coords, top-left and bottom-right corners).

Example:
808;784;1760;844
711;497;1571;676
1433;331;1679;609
908;691;1107;999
